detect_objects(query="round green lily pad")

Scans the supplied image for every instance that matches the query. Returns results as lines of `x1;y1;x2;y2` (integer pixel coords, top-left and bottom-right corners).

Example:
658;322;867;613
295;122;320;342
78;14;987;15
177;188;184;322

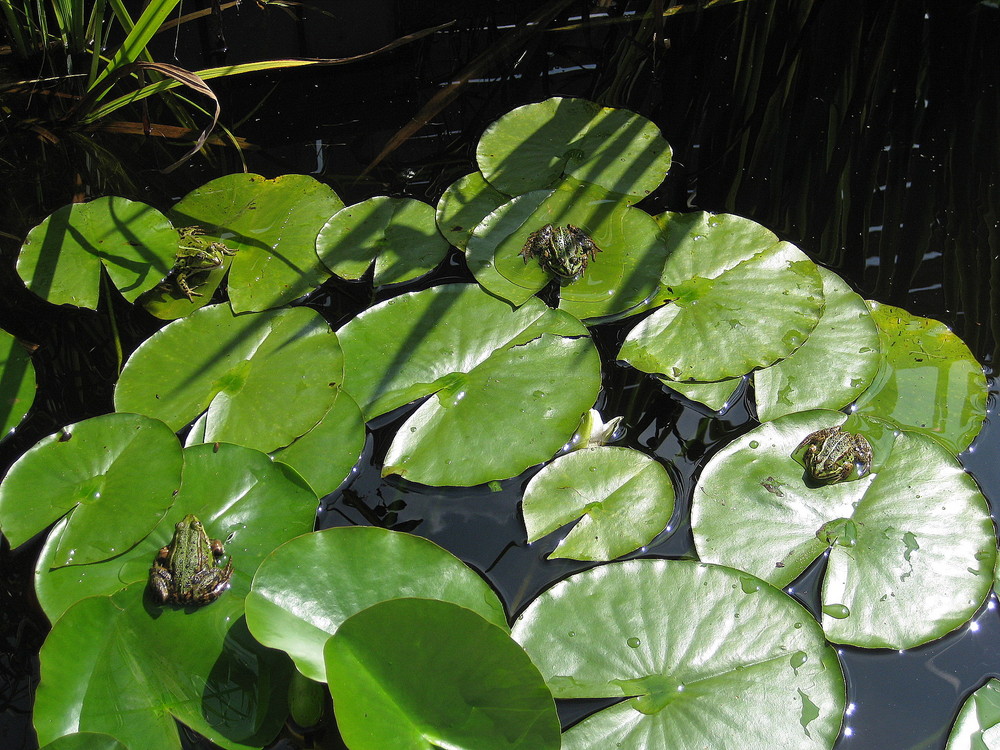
522;446;675;561
477;97;672;199
946;679;1000;750
0;328;36;435
512;559;845;749
435;172;509;251
692;410;996;648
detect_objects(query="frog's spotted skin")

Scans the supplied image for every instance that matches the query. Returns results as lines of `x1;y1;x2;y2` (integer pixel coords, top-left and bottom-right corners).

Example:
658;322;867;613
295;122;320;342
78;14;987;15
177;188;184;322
149;514;233;605
797;425;873;484
519;223;601;284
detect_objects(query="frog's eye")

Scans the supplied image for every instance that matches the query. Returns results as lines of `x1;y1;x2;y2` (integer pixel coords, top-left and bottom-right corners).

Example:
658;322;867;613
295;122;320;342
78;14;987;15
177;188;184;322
175;521;185;530
192;520;203;530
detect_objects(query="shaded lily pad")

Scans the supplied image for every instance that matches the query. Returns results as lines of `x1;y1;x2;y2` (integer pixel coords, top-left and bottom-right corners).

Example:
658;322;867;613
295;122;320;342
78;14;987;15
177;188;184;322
512;559;845;749
477;97;671;200
466;179;667;320
854;301;987;453
16;197;179;308
38;733;129;750
245;526;508;682
169;173;344;313
522;446;675;561
755;267;880;421
435;172;509;251
325;598;560;750
33;441;317;622
316;196;450;285
0;329;36;435
0;413;182;567
115;304;342;453
691;410;996;648
946;679;1000;750
619;241;825;382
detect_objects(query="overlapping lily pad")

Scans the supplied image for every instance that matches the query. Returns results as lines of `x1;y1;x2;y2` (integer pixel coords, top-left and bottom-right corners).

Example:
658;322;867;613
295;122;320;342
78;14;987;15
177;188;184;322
325;598;560;750
620;241;825;382
853;301;987;453
16;197;179;308
435;172;510;251
755;267;880;420
115;304;342;453
691;410;996;648
0;328;36;434
522;446;675;561
0;412;182;567
512;559;845;749
316;196;450;285
946;679;1000;749
337;283;601;485
477;97;671;200
169;173;344;313
245;526;508;681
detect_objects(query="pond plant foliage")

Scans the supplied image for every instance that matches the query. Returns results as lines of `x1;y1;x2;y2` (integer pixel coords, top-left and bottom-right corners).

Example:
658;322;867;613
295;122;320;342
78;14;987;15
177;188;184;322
0;97;992;749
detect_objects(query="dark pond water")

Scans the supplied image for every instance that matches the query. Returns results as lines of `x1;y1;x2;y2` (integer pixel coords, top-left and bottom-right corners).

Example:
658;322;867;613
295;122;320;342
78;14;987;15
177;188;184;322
1;0;998;748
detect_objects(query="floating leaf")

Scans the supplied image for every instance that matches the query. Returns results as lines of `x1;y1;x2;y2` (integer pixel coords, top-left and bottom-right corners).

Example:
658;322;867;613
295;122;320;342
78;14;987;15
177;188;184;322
755;267;880;420
435;172;509;251
0;413;182;566
620;241;825;382
477;97;671;199
0;329;36;434
33;441;316;623
169;173;344;313
661;375;743;412
512;559;845;749
691;410;996;648
946;679;1000;750
522;446;675;561
115;304;342;453
38;733;129;750
316;196;450;285
854;301;987;453
16;197;178;308
245;526;507;682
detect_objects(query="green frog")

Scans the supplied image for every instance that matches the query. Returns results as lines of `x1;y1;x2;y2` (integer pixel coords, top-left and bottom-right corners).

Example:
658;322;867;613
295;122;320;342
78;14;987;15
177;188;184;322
797;425;873;484
519;224;601;284
149;514;234;605
163;226;237;301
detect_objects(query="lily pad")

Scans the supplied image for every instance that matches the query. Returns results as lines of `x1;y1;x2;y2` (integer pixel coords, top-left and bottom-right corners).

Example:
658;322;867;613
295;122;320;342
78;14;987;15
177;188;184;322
512;559;845;749
16;197;179;308
661;375;744;412
316;196;450;285
853;301;988;453
466;179;667;320
244;526;508;682
619;241;825;382
38;733;129;750
33;440;317;622
325;598;560;750
946;679;1000;750
755;267;880;421
169;173;344;313
435;172;510;251
114;304;342;453
522;446;675;561
0;329;36;434
0;412;182;566
691;410;996;648
477;97;672;200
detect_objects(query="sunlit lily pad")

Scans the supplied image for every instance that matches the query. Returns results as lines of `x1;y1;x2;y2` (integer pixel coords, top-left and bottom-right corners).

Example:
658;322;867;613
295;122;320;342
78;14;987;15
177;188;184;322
435;172;509;251
946;679;1000;750
115;304;342;453
0;413;182;567
661;375;744;412
38;733;129;750
16;197;178;308
512;559;845;749
325;598;560;750
477;97;671;200
691;410;996;648
522;446;675;561
755;267;880;420
169;173;344;313
853;301;987;453
245;526;508;682
0;329;36;434
33;441;316;622
316;196;450;285
619;241;825;382
466;179;667;320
